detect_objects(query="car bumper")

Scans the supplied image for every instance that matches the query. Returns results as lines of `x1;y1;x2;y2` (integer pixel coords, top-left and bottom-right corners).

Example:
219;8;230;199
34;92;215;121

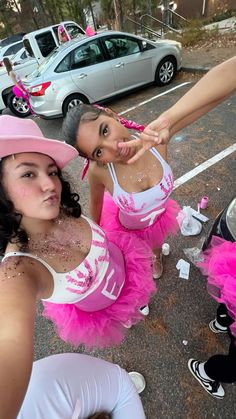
30;96;63;119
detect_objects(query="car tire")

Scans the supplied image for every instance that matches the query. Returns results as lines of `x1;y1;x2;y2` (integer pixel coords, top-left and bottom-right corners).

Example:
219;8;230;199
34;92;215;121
7;92;31;118
63;94;89;116
155;56;177;86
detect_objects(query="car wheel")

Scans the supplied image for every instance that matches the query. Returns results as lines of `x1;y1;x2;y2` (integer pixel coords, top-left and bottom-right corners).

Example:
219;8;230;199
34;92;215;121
155;56;177;86
63;94;89;116
7;92;31;118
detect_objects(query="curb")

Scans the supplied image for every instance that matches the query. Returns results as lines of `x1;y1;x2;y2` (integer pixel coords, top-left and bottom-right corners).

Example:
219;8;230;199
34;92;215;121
181;65;212;74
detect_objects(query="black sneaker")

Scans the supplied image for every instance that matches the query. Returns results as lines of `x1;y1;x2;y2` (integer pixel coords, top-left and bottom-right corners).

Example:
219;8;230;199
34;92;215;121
209;319;228;334
188;359;225;399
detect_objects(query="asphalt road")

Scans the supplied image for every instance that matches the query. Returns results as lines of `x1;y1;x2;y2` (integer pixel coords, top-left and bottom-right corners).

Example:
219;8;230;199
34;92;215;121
4;71;236;418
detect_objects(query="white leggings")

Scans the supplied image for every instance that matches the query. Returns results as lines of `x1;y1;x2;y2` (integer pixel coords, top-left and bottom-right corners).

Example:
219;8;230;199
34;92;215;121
17;353;146;419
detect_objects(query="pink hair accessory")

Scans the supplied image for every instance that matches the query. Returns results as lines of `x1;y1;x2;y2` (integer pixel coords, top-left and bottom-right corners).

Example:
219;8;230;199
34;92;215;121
93;104;145;132
81;158;90;180
118;116;145;132
199;196;209;209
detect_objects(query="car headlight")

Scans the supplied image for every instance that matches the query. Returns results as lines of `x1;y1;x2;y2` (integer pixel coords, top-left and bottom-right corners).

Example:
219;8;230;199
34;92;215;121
226;197;236;240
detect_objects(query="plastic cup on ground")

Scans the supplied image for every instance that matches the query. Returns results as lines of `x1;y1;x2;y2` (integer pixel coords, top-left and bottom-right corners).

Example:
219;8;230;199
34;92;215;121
128;371;146;393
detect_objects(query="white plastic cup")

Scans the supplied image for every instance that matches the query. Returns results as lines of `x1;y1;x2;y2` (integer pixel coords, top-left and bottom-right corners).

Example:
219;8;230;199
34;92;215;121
162;243;170;256
128;371;146;393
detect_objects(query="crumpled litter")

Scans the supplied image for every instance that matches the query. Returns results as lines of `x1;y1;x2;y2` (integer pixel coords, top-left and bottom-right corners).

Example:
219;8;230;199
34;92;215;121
183;236;206;266
177;206;202;236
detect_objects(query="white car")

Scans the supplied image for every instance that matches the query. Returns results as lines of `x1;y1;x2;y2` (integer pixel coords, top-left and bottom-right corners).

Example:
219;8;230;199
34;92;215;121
25;30;182;119
0;39;24;62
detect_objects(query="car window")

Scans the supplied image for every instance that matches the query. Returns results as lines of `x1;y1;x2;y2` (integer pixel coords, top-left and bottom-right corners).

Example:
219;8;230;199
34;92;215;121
70;40;104;70
21;50;27;59
23;38;35;58
104;36;141;59
3;41;23;56
64;23;84;39
35;31;57;57
11;48;27;62
55;53;71;73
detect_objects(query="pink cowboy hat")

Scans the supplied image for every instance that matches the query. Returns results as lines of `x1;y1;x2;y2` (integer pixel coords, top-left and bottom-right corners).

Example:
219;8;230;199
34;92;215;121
0;115;78;168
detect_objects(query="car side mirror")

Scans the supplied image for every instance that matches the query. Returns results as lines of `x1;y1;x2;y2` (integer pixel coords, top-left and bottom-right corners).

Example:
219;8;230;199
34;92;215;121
142;41;147;50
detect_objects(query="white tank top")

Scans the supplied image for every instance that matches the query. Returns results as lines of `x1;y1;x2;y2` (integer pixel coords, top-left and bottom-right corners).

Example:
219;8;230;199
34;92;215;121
107;148;174;229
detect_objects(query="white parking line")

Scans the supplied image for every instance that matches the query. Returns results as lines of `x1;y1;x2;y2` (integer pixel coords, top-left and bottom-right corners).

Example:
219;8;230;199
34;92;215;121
119;82;191;116
174;143;236;189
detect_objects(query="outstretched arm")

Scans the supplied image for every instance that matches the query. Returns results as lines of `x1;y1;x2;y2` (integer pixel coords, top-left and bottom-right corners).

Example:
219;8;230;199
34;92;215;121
120;56;236;163
0;262;38;418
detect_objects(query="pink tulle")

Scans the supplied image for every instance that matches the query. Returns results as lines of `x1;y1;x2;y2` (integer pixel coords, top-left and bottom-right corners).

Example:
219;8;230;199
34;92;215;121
43;232;156;348
198;236;236;337
100;192;180;249
12;85;28;99
12;83;34;115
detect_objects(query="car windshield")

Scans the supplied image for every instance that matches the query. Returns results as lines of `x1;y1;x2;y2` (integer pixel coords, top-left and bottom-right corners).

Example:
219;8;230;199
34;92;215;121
30;48;59;78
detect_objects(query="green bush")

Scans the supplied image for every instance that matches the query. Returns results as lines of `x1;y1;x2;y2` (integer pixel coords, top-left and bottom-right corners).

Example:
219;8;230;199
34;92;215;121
180;20;207;46
164;19;208;46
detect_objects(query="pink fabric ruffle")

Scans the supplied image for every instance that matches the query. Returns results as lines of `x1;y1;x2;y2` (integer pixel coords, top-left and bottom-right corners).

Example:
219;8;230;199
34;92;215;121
198;236;236;337
100;192;180;249
43;232;156;349
12;85;28;99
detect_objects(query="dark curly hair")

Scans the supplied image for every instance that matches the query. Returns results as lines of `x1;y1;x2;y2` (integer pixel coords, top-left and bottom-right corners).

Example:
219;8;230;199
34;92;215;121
0;158;82;255
62;104;107;158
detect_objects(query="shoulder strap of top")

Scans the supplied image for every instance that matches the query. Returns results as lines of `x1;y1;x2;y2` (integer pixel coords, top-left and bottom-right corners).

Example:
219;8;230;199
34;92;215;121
81;214;94;229
150;147;167;166
107;162;118;184
2;252;56;276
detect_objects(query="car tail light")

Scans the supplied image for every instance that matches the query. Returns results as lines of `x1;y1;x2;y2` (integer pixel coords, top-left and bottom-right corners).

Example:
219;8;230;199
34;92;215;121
29;81;51;96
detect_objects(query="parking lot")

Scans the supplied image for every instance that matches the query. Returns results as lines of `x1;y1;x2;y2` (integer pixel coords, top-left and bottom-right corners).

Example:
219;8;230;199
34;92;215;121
4;70;236;418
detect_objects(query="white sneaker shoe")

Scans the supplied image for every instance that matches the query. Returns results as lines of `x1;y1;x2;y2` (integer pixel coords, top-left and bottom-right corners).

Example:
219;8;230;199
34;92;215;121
188;359;225;399
139;305;149;316
209;319;228;333
122;320;132;329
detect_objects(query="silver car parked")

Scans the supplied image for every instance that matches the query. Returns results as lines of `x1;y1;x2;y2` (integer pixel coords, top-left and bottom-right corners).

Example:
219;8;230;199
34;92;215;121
25;30;182;119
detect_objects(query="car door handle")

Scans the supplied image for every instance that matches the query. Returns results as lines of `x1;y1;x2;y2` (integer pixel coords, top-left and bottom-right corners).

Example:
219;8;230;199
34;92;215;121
115;62;124;68
78;73;87;79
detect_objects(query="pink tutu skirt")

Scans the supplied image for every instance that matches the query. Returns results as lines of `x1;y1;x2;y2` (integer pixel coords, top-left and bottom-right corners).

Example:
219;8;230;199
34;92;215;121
199;236;236;336
100;192;180;249
12;85;28;99
42;232;156;349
